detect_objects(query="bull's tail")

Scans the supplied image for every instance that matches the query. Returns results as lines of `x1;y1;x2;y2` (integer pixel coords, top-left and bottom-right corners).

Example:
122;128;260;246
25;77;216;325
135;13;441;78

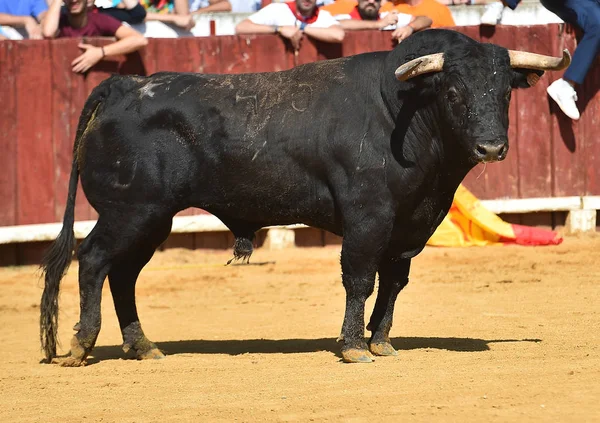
39;79;112;362
39;156;79;362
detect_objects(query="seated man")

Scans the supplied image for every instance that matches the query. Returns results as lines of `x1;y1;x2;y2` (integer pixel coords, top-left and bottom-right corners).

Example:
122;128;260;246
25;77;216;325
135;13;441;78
326;0;432;42
0;0;48;39
381;0;455;28
235;0;345;51
42;0;148;74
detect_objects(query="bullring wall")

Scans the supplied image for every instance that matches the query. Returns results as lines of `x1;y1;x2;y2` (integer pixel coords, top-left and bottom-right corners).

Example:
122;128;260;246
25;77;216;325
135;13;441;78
0;24;598;263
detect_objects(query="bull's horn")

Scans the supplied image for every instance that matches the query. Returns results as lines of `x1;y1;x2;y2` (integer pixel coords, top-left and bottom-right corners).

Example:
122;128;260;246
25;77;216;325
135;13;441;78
395;53;444;81
508;49;571;71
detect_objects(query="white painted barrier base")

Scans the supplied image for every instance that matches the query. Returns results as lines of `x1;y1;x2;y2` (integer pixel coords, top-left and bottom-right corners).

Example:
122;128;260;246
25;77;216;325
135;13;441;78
0;196;598;247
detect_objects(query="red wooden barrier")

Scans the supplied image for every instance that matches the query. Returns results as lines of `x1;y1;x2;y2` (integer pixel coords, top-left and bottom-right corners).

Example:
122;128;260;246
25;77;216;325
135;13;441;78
0;25;598;232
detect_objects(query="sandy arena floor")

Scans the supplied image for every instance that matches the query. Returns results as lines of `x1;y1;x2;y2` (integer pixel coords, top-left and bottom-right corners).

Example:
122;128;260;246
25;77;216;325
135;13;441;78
0;234;599;422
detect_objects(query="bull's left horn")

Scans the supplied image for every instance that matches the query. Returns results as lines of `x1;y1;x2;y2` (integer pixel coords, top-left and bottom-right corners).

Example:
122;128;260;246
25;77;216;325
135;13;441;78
395;53;444;81
508;49;571;71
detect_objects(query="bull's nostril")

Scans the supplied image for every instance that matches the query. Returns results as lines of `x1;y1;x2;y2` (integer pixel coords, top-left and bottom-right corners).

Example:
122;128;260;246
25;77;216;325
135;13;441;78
476;145;488;156
498;144;507;157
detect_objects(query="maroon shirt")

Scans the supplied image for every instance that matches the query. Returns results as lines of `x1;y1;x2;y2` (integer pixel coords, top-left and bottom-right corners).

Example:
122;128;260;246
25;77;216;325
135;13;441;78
58;12;122;38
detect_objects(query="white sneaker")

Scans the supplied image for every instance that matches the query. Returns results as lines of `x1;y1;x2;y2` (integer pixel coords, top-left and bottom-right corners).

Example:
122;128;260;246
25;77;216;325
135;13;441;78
480;2;505;25
547;78;580;120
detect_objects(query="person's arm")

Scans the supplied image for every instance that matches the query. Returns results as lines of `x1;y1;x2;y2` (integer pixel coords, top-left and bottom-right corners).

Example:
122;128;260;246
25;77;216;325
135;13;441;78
410;15;432;31
304;24;345;43
235;18;280;34
144;12;195;30
173;0;191;15
391;15;432;41
193;0;232;14
41;0;62;38
339;11;399;30
71;24;148;73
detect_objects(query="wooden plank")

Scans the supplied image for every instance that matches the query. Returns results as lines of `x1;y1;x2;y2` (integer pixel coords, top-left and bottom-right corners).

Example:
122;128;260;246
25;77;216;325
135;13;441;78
57;39;96;222
514;25;554;198
295;35;319;67
581;55;600;194
153;38;180;72
0;41;18;227
178;37;204;74
245;34;290;73
15;41;55;225
219;35;254;74
199;36;223;74
550;26;584;196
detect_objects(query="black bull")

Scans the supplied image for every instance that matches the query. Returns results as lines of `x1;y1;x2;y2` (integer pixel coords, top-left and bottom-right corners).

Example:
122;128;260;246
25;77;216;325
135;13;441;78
40;29;569;365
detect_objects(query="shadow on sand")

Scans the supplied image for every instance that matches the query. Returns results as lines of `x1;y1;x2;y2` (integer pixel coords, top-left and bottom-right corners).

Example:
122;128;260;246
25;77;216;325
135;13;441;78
88;336;542;364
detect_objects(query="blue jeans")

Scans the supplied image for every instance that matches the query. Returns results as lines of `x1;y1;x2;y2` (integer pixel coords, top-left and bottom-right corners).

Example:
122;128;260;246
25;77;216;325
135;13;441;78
541;0;600;85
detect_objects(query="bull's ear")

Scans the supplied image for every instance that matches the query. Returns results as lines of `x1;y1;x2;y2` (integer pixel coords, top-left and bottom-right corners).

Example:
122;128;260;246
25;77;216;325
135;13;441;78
511;69;544;88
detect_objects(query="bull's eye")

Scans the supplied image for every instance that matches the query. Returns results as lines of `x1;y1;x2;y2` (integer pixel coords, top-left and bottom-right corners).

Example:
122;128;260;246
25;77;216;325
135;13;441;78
447;88;459;104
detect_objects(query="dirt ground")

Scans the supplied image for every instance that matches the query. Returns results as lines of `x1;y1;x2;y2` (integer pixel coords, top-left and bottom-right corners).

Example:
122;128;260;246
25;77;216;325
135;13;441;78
0;233;599;422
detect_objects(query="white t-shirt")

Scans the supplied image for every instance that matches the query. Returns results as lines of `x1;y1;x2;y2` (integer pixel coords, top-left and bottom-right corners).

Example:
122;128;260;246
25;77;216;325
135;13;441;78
248;3;340;28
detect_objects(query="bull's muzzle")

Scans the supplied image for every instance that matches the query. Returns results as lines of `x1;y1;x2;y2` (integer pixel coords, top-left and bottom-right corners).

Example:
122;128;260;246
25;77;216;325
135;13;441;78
475;141;508;163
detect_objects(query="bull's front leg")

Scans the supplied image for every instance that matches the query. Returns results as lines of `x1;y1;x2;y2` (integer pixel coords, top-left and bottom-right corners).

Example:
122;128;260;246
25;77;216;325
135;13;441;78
338;219;392;363
367;256;411;356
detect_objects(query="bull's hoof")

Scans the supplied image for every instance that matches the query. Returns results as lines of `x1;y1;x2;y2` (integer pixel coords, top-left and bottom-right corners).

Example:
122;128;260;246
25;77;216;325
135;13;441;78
369;342;398;357
52;356;87;367
51;336;89;367
341;348;374;363
137;348;165;360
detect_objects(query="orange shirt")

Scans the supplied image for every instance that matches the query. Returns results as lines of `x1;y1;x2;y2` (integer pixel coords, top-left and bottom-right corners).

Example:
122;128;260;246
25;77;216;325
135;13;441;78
321;0;358;16
380;0;455;28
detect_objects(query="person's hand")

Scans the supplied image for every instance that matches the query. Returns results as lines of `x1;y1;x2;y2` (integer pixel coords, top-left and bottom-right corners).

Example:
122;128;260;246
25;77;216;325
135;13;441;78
378;12;399;29
72;43;104;73
392;25;414;42
25;16;43;40
279;26;303;51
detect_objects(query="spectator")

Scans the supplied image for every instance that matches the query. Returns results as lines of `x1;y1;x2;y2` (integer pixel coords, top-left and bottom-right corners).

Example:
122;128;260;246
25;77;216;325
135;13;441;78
94;0;147;25
481;0;599;120
380;0;455;28
0;0;48;39
235;0;345;51
326;0;432;42
42;0;148;74
141;0;195;30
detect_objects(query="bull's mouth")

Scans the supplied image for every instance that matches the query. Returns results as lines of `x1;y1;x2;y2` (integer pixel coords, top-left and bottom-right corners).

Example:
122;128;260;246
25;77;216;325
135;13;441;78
473;141;508;164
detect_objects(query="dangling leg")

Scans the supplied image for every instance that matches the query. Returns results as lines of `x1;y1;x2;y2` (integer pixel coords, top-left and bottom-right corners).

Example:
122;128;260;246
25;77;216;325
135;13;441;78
108;217;171;360
367;256;411;356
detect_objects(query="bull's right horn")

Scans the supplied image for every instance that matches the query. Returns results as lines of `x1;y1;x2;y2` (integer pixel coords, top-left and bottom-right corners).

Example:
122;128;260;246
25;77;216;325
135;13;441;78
395;53;444;81
508;49;571;71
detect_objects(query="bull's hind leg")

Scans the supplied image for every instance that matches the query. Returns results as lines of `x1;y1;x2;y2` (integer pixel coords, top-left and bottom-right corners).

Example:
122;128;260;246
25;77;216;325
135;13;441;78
53;218;114;367
108;218;172;360
367;257;410;357
55;209;172;366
